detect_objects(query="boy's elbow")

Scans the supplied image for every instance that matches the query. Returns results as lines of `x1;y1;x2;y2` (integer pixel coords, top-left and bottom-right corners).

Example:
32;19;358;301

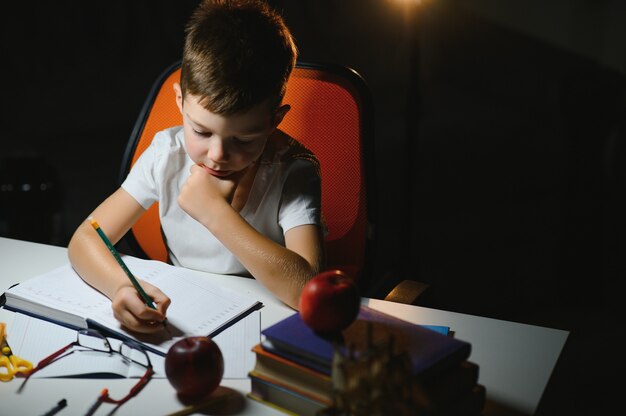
67;223;89;263
286;268;317;311
285;296;300;311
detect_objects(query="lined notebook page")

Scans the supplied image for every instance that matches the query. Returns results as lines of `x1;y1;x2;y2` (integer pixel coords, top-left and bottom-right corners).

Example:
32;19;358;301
5;256;262;355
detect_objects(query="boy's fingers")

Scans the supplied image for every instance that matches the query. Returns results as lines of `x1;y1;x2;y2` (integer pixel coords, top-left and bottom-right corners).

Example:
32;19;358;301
157;302;170;317
112;286;167;333
139;283;170;316
147;291;170;307
156;296;171;315
124;294;164;321
135;305;165;321
144;290;171;317
114;309;163;334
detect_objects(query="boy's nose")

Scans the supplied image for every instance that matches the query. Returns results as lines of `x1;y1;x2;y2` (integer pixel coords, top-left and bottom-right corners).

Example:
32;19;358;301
208;137;228;162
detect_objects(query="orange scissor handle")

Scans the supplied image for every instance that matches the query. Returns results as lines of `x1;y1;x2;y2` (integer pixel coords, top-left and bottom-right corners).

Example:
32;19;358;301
0;347;33;381
0;355;14;381
0;322;33;381
9;354;33;375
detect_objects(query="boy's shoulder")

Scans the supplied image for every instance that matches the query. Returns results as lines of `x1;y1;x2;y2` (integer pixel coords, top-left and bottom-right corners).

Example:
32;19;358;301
147;126;186;154
264;130;319;168
154;126;184;145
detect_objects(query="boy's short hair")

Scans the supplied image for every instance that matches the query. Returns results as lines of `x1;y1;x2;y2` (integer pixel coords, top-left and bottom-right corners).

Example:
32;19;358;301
181;0;297;115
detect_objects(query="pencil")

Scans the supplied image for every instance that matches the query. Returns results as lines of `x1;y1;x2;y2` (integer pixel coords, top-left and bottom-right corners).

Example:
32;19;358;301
42;399;67;416
84;389;107;416
89;217;157;310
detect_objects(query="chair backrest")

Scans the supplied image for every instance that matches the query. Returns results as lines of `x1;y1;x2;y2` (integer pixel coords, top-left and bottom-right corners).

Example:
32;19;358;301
120;61;376;283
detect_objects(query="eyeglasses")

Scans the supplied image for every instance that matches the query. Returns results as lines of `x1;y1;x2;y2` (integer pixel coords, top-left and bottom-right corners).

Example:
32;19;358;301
18;329;153;405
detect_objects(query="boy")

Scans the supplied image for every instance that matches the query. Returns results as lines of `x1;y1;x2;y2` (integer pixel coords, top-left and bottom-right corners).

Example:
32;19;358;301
68;0;324;334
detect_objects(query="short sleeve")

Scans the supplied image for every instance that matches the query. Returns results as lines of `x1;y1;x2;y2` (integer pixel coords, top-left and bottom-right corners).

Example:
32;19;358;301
278;158;322;233
121;141;159;210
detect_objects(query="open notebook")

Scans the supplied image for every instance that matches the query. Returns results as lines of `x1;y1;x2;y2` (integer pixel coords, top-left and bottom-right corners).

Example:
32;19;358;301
1;255;262;356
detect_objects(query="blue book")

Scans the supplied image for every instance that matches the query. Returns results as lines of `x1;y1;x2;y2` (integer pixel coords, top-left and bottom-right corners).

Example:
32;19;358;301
261;306;471;378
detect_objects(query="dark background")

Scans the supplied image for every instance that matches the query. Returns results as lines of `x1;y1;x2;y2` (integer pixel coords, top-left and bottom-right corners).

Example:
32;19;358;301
2;1;625;414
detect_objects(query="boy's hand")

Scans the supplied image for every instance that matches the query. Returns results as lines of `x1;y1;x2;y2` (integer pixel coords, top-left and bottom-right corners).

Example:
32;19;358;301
111;280;170;334
177;163;251;226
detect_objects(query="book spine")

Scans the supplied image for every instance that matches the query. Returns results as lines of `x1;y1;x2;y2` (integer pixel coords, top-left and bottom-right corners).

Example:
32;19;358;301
249;371;332;405
261;340;331;375
3;304;86;332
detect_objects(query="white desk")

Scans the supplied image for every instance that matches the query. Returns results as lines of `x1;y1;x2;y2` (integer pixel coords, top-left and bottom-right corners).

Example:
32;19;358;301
0;237;568;415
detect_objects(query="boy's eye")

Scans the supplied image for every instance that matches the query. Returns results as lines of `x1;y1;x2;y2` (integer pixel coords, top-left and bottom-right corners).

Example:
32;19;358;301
234;137;254;145
193;129;212;137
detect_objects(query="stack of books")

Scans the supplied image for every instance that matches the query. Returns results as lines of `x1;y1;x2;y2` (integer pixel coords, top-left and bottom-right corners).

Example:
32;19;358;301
248;306;486;415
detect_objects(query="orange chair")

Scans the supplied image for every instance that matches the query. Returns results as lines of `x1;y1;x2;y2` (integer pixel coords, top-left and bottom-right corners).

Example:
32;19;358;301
119;61;427;302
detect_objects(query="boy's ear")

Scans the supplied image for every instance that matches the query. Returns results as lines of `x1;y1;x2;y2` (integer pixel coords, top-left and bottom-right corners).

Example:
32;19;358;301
173;83;184;113
272;104;291;127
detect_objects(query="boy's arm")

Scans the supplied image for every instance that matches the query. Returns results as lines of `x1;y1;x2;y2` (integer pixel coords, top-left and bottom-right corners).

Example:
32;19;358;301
68;188;145;299
68;188;169;332
180;185;324;309
213;207;323;309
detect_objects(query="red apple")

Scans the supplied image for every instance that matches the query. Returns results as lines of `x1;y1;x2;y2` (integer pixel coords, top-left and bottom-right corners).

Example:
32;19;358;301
299;269;360;333
165;336;224;401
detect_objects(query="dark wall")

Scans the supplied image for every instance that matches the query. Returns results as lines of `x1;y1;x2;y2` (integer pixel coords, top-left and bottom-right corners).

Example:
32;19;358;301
1;1;197;245
411;4;625;318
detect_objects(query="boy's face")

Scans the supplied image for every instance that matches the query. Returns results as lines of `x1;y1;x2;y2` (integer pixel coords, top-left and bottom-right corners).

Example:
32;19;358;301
174;83;288;178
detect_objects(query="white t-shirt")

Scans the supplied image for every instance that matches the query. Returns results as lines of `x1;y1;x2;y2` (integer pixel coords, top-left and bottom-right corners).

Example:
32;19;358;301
121;126;322;275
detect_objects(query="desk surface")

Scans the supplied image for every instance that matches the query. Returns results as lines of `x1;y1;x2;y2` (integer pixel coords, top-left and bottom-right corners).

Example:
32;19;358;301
0;237;568;416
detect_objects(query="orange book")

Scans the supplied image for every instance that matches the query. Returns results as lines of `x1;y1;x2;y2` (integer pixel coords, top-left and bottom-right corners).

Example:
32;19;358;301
249;343;332;404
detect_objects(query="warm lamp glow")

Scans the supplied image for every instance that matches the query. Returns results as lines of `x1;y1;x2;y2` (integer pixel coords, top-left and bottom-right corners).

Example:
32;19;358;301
387;0;431;13
387;0;429;22
391;0;425;5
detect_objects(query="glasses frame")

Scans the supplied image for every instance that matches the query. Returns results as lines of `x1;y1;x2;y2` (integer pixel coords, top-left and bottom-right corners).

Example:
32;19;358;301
19;329;154;405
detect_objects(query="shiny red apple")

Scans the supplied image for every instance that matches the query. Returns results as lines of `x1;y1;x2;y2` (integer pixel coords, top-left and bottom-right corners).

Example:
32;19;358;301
299;269;360;333
165;336;224;401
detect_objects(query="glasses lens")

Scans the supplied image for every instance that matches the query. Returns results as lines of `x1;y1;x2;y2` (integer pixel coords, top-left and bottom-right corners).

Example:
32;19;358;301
119;343;150;367
77;330;111;353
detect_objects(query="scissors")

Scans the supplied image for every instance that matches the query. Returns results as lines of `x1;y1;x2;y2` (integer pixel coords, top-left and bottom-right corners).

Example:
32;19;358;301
0;322;33;381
